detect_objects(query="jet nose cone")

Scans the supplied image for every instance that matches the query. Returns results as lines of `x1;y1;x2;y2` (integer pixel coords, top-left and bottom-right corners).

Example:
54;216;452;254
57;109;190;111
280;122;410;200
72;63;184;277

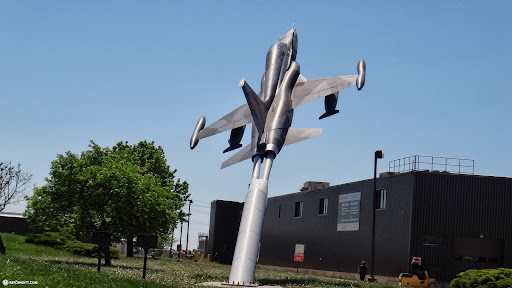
279;27;296;42
279;26;298;60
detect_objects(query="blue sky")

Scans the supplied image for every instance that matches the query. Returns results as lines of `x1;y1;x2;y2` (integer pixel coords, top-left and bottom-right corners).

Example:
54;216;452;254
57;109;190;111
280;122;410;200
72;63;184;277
1;1;511;249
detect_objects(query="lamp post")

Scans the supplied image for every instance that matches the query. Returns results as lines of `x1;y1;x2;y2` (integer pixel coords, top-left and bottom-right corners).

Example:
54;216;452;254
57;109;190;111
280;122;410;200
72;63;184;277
185;199;193;257
369;150;383;282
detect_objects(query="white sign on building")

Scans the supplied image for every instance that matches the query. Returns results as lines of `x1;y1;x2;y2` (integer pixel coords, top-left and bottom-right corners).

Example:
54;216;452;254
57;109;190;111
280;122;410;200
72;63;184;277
337;192;361;231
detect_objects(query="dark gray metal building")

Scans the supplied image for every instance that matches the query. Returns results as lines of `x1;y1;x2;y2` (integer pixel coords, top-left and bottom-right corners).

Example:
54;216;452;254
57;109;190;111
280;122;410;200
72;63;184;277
208;159;512;282
0;212;43;235
208;200;243;264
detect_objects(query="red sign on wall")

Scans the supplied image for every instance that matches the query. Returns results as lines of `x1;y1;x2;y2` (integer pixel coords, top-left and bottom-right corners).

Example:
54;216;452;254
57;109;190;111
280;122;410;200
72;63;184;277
294;244;305;262
412;257;421;265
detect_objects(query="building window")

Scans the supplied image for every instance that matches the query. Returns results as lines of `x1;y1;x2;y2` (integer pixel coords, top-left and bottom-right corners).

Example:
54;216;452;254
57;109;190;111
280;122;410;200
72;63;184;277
318;197;328;215
377;189;387;209
294;201;303;218
278;204;281;219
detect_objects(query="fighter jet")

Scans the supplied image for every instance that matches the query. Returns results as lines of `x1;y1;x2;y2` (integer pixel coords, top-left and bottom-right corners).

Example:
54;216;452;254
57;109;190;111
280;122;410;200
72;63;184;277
190;27;365;176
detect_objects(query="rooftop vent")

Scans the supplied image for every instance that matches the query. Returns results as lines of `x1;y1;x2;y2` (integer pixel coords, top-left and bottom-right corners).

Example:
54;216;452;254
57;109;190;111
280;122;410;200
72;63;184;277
0;212;25;218
300;181;330;192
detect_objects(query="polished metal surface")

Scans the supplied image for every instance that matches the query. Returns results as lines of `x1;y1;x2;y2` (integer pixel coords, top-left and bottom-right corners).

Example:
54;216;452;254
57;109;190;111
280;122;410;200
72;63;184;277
261;61;300;155
220;127;322;169
190;116;206;149
228;178;269;285
189;27;366;285
356;59;366;90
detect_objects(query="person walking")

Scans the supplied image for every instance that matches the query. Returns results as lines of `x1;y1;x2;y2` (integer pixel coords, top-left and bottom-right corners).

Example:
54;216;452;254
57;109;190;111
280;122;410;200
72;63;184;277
358;261;367;281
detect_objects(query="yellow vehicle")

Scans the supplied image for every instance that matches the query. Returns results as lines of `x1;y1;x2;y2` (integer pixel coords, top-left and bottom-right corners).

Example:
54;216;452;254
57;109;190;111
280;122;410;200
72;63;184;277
398;271;436;287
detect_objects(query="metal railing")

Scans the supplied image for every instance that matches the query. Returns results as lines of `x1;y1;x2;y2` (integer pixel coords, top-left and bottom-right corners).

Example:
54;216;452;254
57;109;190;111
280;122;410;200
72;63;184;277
389;155;474;175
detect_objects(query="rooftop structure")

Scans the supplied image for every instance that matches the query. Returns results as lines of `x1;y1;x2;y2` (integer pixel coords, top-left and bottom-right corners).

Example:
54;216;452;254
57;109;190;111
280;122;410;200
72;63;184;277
389;155;474;175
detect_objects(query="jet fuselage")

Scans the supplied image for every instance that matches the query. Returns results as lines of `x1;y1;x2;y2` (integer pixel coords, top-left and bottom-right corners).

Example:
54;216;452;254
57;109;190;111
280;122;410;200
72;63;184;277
250;28;299;158
189;26;365;171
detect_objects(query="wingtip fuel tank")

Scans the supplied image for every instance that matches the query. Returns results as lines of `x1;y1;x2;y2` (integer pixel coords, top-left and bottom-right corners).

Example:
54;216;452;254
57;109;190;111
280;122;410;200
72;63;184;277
356;59;366;90
190;116;206;149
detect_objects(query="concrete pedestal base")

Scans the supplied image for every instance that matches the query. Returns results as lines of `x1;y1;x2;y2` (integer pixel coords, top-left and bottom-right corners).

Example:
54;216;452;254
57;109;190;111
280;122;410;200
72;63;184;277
198;282;282;288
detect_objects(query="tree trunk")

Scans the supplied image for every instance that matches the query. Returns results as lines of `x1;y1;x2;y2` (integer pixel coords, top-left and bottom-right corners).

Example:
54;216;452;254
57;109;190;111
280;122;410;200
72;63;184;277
103;244;111;266
99;217;111;266
0;235;6;255
127;234;134;257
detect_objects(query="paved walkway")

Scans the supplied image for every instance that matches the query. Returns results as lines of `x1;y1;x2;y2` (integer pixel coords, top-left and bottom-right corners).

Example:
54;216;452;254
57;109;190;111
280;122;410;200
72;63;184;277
256;264;398;285
256;265;453;287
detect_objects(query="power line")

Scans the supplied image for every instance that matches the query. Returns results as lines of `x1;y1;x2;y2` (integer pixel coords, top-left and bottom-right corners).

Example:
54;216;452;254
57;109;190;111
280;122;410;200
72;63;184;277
189;220;209;226
192;204;211;209
192;199;211;205
191;209;210;214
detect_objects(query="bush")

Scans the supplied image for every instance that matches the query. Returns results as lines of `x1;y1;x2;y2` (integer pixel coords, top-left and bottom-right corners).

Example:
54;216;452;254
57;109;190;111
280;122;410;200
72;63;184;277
451;268;512;288
25;232;68;248
25;232;120;259
61;240;120;259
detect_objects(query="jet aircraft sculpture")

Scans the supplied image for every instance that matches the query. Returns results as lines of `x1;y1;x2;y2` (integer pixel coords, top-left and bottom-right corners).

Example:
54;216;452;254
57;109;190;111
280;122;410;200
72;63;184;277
190;27;365;285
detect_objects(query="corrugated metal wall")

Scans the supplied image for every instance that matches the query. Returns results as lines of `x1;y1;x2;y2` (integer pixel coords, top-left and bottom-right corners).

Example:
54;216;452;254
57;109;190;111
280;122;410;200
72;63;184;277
208;200;243;264
259;173;415;277
410;172;512;281
0;216;43;235
209;172;512;282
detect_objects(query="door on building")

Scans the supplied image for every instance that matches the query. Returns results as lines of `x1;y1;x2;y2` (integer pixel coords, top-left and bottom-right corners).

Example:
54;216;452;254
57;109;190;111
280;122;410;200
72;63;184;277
454;237;503;273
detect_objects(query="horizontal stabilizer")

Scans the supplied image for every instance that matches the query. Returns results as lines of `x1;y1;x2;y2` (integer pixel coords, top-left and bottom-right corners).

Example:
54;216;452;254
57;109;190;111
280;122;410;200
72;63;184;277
221;127;323;169
283;127;322;146
221;144;252;169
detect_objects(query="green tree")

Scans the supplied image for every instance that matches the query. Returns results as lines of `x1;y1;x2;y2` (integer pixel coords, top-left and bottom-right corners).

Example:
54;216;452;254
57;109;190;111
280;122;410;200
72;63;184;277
25;140;189;264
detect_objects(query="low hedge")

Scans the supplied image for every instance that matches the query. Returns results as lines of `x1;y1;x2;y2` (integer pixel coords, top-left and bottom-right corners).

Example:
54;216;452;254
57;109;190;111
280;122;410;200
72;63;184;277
61;240;120;259
25;232;119;259
451;268;512;288
25;232;68;247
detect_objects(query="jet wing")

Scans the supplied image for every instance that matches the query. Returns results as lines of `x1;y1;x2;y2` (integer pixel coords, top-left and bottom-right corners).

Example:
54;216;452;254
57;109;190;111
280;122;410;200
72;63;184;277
198;103;252;139
291;75;357;108
221;143;252;169
221;127;322;169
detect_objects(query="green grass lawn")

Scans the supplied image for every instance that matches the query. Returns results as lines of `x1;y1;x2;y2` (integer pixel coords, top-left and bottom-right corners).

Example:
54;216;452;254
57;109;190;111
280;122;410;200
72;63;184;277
0;233;394;288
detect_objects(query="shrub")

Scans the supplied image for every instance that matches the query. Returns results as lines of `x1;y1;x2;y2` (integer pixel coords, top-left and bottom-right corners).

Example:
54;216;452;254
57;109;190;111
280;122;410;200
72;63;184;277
451;268;512;288
25;232;68;248
25;232;120;259
61;240;120;259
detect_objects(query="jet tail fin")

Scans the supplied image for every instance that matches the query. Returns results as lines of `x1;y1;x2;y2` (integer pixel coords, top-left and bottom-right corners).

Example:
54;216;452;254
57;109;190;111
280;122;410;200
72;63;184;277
221;127;322;169
240;78;267;135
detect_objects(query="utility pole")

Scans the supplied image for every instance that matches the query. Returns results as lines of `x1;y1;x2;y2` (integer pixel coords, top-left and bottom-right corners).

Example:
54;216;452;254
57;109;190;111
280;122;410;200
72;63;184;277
178;215;184;258
369;150;383;282
185;199;193;257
